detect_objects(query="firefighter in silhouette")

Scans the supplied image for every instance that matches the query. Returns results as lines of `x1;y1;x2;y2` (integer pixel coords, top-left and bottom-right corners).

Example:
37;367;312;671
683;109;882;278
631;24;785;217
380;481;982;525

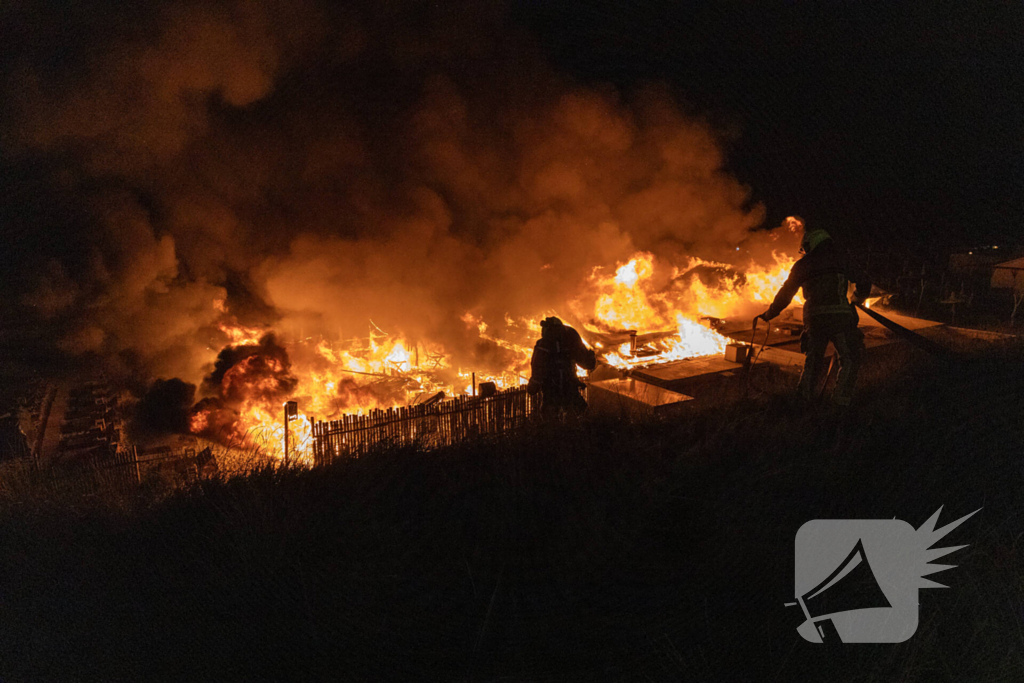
758;217;871;406
527;317;597;417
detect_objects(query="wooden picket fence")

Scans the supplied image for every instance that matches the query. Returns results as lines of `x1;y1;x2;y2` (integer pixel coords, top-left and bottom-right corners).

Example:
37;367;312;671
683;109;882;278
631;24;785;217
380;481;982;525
44;448;142;495
311;386;535;465
0;447;217;497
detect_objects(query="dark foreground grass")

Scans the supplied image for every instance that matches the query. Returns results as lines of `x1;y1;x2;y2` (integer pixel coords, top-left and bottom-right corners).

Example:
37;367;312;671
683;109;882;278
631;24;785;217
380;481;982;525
1;347;1022;682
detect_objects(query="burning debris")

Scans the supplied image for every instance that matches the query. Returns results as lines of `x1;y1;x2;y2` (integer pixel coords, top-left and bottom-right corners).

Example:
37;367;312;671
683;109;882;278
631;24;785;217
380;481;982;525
0;0;829;463
178;244;805;463
189;334;298;447
571;251;802;370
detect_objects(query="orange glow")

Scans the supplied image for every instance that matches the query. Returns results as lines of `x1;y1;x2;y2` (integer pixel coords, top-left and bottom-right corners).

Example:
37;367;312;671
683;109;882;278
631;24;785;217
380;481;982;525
573;251;799;369
196;248;803;461
602;314;729;369
217;315;267;346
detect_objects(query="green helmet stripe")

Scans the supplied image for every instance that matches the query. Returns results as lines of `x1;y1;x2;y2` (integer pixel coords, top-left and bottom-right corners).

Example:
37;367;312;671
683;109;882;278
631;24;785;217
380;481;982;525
801;229;832;253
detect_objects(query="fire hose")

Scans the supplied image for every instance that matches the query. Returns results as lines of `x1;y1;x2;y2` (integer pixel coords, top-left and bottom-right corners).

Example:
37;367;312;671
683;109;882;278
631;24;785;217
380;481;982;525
743;318;771;397
748;317;770;368
751;304;957;363
853;302;959;361
744;303;959;397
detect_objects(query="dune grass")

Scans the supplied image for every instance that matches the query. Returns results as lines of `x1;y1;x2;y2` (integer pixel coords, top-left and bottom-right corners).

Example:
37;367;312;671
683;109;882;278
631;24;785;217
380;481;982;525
0;344;1022;681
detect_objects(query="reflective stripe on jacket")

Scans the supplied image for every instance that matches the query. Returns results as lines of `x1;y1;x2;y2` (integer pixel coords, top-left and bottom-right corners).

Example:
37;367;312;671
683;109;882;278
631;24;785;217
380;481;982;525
765;239;871;321
529;325;596;392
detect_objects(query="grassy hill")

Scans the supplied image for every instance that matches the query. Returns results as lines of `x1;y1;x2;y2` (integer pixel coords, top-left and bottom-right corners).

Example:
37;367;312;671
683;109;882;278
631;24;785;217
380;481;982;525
0;343;1022;681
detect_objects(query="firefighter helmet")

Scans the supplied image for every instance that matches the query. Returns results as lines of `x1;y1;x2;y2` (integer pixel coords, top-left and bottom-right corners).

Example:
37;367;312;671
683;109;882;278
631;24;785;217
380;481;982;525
800;229;832;254
540;316;565;340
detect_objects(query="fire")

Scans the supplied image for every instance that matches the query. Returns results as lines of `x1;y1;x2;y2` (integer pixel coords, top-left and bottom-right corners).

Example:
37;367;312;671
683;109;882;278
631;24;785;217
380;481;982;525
592;254;664;331
189;410;208;433
384;342;411;373
192;248;802;462
236;403;313;464
214;300;267;346
582;251;799;332
219;322;266;346
574;251;798;369
459;311;537;387
603;314;730;369
614;257;649;288
665;252;802;320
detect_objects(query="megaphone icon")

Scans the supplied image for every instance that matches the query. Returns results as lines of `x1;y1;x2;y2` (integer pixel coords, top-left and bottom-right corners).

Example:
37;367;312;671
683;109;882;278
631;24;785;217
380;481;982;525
793;538;891;643
792;509;978;643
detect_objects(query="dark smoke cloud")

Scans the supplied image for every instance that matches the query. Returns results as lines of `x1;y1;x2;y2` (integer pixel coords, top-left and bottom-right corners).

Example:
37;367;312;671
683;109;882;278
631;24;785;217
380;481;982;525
201;334;297;406
190;334;297;444
129;377;197;439
1;0;772;391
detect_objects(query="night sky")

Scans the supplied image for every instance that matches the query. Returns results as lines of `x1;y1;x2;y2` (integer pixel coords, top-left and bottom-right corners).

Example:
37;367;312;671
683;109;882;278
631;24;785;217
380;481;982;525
516;1;1024;248
0;8;1019;680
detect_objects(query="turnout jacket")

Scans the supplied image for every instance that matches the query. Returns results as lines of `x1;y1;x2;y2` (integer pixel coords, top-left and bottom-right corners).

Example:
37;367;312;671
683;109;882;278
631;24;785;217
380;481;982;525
528;324;596;394
764;236;871;321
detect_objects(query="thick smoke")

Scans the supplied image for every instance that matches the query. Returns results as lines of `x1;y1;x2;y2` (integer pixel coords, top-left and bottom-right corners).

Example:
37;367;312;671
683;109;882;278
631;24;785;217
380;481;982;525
201;334;297;406
129;378;197;440
190;334;298;443
1;0;773;393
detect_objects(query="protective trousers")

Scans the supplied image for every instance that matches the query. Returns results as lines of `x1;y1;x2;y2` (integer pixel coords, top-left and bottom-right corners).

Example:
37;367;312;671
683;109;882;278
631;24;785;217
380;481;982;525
540;385;587;417
798;313;864;406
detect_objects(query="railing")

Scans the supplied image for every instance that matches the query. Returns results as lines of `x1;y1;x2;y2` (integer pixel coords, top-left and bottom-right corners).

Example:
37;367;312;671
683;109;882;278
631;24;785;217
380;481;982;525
311;386;535;465
0;446;217;496
2;388;538;493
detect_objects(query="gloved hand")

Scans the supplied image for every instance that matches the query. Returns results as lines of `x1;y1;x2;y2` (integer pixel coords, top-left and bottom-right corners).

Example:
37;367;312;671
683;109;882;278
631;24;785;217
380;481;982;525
756;310;773;323
526;378;542;395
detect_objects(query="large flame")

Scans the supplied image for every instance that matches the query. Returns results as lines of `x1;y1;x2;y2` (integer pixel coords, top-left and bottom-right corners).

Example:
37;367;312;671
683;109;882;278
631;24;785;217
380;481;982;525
191;249;799;463
574;251;799;369
602;314;730;369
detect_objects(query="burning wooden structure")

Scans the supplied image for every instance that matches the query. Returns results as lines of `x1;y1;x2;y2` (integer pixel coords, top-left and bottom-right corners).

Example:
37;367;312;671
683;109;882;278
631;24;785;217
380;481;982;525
184;236;1017;468
301;298;1004;462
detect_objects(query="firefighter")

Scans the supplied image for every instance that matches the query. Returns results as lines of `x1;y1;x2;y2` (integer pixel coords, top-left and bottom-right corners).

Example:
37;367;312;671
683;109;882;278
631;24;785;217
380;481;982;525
757;218;871;406
527;317;597;417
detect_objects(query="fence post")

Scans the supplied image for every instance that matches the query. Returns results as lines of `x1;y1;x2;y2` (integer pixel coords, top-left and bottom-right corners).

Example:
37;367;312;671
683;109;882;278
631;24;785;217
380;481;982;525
131;445;141;483
309;387;532;457
283;401;298;463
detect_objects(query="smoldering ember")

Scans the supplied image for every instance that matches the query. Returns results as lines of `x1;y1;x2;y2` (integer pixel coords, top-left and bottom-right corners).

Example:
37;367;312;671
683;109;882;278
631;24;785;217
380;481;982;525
0;2;1022;681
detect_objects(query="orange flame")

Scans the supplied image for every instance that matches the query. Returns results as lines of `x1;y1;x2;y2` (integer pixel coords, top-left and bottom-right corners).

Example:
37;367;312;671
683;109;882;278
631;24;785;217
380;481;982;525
573;251;798;368
199;248;802;462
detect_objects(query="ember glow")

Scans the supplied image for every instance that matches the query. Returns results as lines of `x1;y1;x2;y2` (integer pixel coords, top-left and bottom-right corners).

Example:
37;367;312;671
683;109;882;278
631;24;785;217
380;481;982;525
602;314;731;369
3;0;823;466
189;249;799;462
572;251;799;368
212;299;270;347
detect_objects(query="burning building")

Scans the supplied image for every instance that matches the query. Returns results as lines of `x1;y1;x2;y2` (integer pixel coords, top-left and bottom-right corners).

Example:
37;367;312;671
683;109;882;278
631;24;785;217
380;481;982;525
186;245;808;462
3;0;915;465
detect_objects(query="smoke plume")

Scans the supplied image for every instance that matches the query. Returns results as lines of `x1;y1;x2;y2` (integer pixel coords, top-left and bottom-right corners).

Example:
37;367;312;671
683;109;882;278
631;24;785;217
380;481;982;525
1;0;774;395
129;378;197;439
